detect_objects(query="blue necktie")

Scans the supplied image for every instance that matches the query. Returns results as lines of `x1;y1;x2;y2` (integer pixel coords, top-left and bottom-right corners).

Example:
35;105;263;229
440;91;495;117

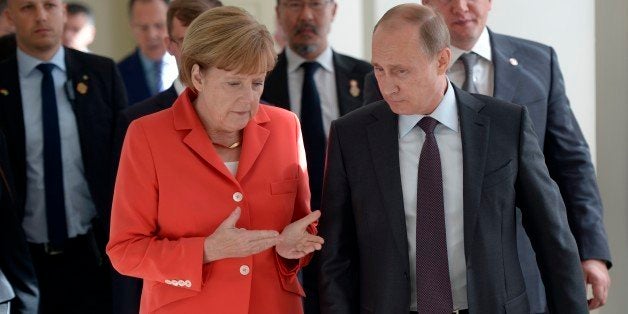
300;62;325;210
416;117;453;314
154;60;163;94
36;63;68;247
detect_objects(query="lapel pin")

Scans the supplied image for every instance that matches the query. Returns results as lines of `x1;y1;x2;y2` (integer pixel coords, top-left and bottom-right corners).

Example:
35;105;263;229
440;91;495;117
349;79;360;97
76;82;88;95
0;89;8;96
82;75;89;80
509;58;519;66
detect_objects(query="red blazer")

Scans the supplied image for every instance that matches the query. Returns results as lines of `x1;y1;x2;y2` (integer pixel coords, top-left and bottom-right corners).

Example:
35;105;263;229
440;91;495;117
107;88;314;313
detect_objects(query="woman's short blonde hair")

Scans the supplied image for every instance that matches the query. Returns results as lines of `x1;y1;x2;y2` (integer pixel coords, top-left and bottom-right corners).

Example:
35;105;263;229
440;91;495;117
180;6;277;89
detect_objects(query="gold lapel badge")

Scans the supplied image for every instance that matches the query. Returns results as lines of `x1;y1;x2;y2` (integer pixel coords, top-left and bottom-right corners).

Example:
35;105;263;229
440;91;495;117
0;89;8;96
349;79;360;97
509;58;519;66
76;82;88;95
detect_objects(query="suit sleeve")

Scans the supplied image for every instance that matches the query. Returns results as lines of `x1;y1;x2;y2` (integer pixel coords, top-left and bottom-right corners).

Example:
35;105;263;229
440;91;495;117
106;121;205;292
543;47;611;266
318;122;359;314
362;71;383;106
515;107;588;313
274;114;317;276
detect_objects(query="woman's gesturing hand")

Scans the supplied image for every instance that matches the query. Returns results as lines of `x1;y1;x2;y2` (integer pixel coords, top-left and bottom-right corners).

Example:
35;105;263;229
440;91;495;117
203;207;280;262
276;210;325;259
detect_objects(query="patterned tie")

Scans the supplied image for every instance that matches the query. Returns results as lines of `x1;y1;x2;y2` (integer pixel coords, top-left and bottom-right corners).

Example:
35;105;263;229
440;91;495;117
36;63;68;248
459;52;479;93
416;116;453;314
300;61;325;210
154;60;163;94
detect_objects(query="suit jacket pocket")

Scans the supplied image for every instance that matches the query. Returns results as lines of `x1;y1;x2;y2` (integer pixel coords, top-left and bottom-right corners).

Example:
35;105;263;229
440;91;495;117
271;179;298;195
483;159;515;189
504;290;530;314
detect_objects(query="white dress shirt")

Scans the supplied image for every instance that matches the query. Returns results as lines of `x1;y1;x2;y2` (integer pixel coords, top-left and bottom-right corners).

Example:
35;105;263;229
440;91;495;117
17;47;97;243
173;77;185;96
449;27;494;96
285;46;339;138
398;80;467;311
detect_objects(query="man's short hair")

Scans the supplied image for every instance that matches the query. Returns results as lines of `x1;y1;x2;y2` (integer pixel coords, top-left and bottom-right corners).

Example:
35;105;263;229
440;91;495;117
67;2;94;25
374;4;450;58
128;0;170;17
167;0;222;36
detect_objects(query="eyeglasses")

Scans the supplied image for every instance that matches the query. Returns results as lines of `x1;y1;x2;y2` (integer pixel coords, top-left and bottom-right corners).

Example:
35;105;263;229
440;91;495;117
281;0;332;13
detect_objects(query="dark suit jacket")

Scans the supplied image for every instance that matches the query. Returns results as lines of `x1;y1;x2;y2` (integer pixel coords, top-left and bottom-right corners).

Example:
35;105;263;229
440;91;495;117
362;31;611;312
0;34;16;62
0;132;38;313
318;86;588;314
110;84;177;314
262;50;372;314
117;48;153;106
0;47;127;240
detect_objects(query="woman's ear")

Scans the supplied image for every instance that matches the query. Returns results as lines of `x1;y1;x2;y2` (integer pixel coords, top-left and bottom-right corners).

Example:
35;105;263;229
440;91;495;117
191;64;203;92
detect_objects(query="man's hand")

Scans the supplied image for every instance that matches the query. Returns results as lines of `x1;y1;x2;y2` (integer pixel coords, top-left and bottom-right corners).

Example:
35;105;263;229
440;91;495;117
276;210;324;259
582;259;611;310
203;207;280;262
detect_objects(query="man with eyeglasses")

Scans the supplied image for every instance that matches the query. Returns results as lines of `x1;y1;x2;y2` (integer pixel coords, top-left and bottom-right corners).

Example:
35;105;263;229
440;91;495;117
118;0;178;106
112;0;224;310
263;3;371;312
363;0;612;312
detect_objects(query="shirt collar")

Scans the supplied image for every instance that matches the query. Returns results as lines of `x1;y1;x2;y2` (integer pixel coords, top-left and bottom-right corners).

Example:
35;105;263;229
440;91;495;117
17;46;65;77
173;77;185;95
398;79;459;138
449;27;492;69
285;45;334;74
139;50;163;69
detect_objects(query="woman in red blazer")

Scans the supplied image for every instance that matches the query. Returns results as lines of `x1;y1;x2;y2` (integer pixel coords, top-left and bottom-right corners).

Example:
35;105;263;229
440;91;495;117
107;7;323;313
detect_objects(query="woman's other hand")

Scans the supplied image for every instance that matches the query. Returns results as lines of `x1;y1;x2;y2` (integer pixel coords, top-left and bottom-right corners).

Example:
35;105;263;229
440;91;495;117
276;210;325;259
203;207;280;262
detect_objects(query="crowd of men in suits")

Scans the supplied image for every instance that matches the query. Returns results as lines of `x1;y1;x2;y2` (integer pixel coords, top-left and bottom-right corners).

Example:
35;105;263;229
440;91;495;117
0;0;612;313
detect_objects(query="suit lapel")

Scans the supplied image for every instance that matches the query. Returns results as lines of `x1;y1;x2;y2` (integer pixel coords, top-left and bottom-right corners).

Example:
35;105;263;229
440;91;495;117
455;87;490;260
367;103;408;257
262;52;290;110
490;30;520;102
236;108;269;181
333;52;362;115
0;57;26;212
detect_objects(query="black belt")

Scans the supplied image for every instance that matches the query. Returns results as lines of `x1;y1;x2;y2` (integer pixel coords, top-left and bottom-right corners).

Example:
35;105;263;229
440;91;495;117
410;310;468;314
28;230;99;256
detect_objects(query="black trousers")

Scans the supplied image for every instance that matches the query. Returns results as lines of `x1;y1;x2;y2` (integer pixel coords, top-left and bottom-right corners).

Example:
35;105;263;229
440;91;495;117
29;232;111;314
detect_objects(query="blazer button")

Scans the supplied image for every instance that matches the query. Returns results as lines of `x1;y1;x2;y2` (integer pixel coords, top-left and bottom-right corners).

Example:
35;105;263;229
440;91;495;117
239;265;250;276
233;192;243;202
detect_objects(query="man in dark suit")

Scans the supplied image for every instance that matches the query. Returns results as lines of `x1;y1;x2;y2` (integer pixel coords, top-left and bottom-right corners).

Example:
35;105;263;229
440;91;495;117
262;2;371;312
118;0;178;105
0;0;16;62
362;1;612;312
0;0;127;312
111;1;222;313
318;4;588;313
0;131;39;314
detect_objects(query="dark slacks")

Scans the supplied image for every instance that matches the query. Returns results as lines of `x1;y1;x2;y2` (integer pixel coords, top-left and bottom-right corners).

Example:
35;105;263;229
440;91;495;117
29;232;111;314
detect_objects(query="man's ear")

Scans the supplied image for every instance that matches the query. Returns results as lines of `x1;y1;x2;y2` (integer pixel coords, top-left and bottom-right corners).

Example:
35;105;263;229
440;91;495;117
436;47;451;75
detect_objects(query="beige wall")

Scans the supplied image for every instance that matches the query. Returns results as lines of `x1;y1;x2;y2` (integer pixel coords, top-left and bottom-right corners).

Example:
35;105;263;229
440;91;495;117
596;0;628;312
79;0;137;61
